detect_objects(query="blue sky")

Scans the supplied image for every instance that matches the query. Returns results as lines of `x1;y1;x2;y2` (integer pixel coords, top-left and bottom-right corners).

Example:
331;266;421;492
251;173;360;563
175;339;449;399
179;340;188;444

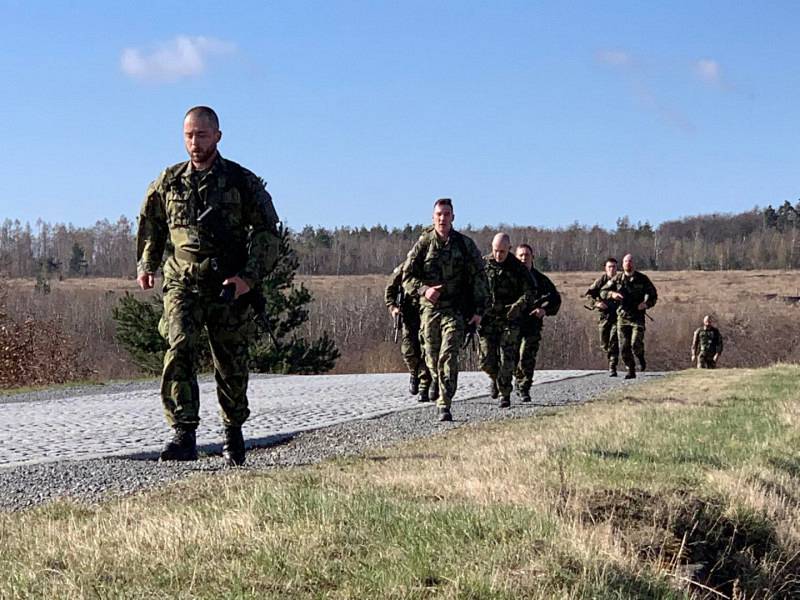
1;1;798;231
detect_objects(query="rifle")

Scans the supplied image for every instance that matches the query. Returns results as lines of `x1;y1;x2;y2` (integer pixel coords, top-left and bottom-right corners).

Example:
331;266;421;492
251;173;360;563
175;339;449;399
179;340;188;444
198;207;281;347
462;320;478;351
392;288;404;344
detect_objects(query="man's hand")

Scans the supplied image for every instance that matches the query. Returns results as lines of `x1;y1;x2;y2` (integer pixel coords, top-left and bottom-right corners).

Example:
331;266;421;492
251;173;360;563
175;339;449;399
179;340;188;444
390;306;401;318
531;308;546;319
713;354;719;362
424;284;443;304
223;275;251;300
595;301;608;310
609;291;624;301
468;314;482;327
137;272;155;290
637;301;648;311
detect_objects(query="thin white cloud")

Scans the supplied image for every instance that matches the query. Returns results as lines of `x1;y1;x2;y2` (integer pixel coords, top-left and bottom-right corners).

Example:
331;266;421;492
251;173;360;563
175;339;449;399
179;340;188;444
596;49;633;68
694;58;723;87
121;36;236;83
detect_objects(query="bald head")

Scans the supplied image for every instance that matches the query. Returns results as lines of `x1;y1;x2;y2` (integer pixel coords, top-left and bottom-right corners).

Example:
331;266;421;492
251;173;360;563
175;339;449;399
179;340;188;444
622;254;634;274
492;233;511;263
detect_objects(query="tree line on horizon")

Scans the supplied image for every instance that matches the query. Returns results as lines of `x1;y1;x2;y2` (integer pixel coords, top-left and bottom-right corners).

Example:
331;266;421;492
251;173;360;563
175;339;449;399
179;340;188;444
1;201;800;279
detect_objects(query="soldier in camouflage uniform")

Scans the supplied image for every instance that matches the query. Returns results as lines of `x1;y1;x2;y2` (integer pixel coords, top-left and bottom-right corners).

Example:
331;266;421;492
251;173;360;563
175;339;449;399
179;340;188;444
136;106;281;465
513;244;562;401
600;254;657;379
691;315;723;368
403;198;489;422
480;234;537;408
584;257;620;376
385;263;433;401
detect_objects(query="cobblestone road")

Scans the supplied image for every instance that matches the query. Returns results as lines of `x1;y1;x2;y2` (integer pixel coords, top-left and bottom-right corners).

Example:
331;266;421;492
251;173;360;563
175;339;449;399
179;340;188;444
0;370;600;468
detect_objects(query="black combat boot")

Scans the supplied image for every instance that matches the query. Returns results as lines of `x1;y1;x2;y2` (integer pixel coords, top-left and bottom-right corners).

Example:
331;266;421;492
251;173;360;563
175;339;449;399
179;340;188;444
430;381;439;404
222;425;246;466
609;364;618;377
624;368;636;380
409;373;420;395
637;355;646;372
438;407;452;422
489;379;499;399
520;389;532;403
159;426;198;462
418;388;430;402
498;395;511;408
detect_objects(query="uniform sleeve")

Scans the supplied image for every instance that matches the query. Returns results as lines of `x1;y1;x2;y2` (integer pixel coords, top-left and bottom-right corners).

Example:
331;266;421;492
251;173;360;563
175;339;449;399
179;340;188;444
539;272;561;316
692;329;700;355
385;268;402;308
599;275;619;300
466;237;489;316
402;237;429;297
717;330;723;355
644;275;658;308
506;262;537;318
585;276;604;299
136;174;168;275
239;169;281;286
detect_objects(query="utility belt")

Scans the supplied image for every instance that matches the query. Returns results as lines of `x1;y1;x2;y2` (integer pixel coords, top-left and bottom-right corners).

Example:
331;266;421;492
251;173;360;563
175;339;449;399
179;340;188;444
171;248;245;291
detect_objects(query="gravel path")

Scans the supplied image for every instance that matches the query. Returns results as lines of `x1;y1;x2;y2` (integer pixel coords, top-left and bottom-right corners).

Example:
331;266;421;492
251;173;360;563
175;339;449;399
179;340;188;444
0;371;661;511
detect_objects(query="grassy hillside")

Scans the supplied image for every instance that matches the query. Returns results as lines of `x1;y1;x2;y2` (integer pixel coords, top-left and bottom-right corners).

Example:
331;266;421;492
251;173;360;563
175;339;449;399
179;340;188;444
2;366;799;598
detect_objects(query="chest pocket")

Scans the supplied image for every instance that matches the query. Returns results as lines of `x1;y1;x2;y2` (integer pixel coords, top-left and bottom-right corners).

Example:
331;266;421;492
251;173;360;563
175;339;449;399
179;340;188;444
218;186;244;230
165;187;194;228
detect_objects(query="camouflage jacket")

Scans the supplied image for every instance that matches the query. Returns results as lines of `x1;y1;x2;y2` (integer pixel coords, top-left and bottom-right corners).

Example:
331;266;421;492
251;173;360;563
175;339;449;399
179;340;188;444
384;264;418;310
585;273;619;320
402;229;489;316
136;155;280;290
482;254;537;324
599;270;658;324
692;326;723;356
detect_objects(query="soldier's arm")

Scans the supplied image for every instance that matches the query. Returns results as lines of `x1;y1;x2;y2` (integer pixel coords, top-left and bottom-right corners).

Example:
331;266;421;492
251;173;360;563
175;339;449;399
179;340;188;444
717;330;723;355
585;276;604;299
540;273;562;316
467;237;489;316
645;276;658;308
506;262;536;319
402;238;428;297
239;170;281;287
691;329;700;356
598;275;619;300
136;175;168;276
385;269;402;308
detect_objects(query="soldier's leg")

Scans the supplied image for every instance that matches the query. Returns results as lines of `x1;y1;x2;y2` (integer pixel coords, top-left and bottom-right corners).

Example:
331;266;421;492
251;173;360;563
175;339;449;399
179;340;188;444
206;299;254;428
516;330;541;396
437;311;466;408
160;284;204;430
600;318;619;373
420;308;443;402
497;326;521;400
631;324;646;371
404;310;431;393
618;322;635;374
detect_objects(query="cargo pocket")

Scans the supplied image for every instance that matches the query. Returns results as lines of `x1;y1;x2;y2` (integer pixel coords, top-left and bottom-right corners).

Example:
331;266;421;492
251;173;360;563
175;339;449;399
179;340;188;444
166;190;193;228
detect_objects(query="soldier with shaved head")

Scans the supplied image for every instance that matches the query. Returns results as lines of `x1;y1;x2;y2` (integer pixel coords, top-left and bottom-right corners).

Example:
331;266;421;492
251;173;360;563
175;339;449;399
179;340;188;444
692;315;723;368
479;234;537;408
600;254;658;379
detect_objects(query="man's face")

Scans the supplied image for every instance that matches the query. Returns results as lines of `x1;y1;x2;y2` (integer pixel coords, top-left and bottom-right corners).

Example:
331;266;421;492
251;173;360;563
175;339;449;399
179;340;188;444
515;246;532;269
622;255;634;273
703;316;713;328
605;261;617;278
432;204;454;237
184;113;221;167
492;240;510;263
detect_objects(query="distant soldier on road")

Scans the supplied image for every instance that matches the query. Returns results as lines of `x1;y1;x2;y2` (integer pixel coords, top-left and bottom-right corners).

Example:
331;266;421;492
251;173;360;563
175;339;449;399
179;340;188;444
402;198;489;422
479;234;537;408
600;254;657;379
385;263;433;402
584;257;620;376
513;244;562;401
692;315;723;369
136;106;281;465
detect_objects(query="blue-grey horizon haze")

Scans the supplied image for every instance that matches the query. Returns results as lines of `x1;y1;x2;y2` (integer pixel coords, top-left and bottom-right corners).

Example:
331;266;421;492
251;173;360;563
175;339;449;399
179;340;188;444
0;1;798;232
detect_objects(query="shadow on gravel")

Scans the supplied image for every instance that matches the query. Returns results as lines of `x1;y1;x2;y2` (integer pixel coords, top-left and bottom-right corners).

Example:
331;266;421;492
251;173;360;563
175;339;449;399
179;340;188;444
124;433;295;461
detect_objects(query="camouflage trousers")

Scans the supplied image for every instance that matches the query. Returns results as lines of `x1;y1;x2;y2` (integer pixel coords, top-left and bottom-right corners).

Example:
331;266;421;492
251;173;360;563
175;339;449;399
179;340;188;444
617;319;645;372
697;354;717;369
599;315;619;368
479;322;520;397
514;326;542;394
159;281;254;429
420;306;465;408
400;306;432;391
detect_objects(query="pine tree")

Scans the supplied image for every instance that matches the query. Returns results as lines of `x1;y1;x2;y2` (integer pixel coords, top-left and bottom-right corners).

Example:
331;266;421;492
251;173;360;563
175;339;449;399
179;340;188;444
112;224;339;375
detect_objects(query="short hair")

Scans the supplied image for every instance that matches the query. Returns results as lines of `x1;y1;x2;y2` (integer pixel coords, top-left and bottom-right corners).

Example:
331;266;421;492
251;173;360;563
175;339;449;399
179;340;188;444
604;257;617;265
517;243;533;254
185;106;220;129
433;198;453;209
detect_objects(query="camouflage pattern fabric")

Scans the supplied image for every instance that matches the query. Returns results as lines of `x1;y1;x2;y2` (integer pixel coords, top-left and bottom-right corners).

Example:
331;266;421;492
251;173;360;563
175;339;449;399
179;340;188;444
385;266;431;391
137;154;280;428
403;229;489;407
480;254;536;397
692;326;723;369
515;268;561;392
585;273;619;368
600;270;658;371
